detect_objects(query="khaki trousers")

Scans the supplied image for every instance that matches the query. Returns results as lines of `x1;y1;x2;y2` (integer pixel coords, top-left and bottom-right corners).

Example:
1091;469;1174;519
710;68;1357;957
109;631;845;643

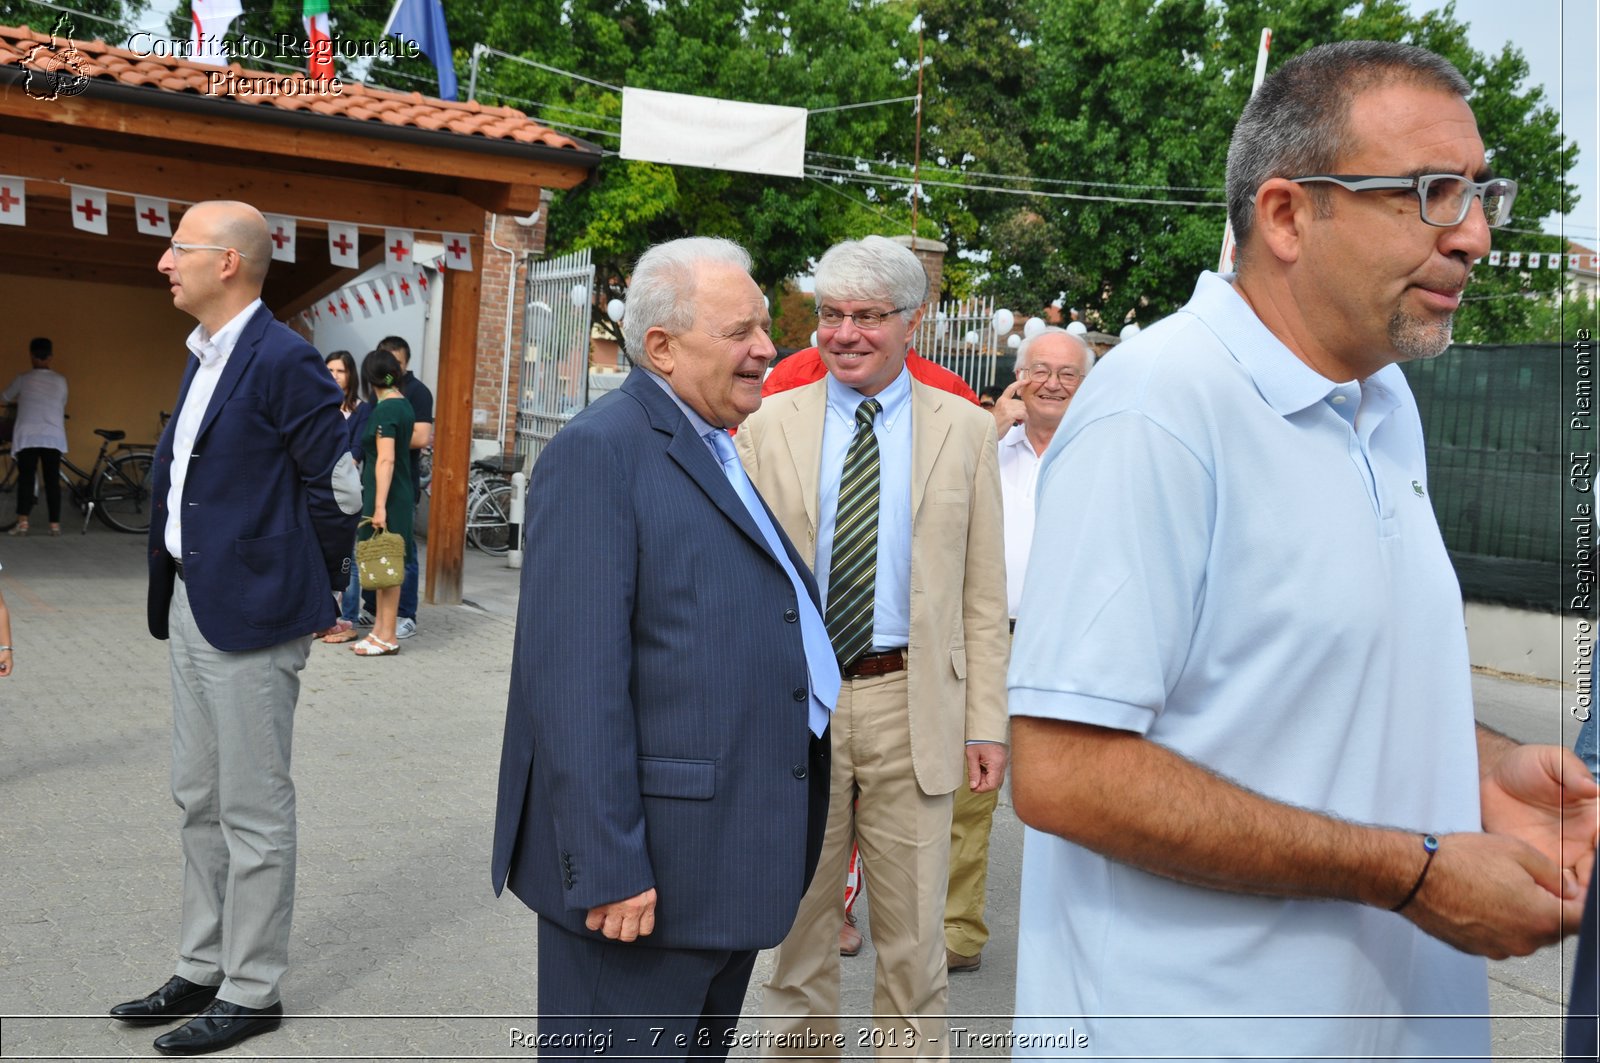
761;671;952;1061
944;781;998;958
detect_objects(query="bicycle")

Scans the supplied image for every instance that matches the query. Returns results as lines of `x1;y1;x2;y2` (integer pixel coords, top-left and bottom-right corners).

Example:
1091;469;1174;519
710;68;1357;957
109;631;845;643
465;454;519;556
0;428;157;534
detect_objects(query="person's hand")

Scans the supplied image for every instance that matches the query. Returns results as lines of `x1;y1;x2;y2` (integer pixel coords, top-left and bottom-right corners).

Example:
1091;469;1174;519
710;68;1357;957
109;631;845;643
1401;831;1583;958
1481;742;1599;896
0;647;12;677
966;742;1009;793
992;380;1026;433
371;506;387;532
586;888;657;941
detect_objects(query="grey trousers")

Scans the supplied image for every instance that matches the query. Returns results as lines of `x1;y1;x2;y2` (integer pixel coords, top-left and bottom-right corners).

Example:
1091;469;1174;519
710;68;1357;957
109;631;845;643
168;579;311;1008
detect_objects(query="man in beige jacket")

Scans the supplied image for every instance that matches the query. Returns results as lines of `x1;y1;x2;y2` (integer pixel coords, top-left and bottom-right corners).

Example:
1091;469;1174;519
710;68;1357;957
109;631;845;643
737;236;1008;1058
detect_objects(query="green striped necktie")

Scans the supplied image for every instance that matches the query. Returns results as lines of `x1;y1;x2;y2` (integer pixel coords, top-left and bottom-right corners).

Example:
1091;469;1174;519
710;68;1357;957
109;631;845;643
826;398;882;670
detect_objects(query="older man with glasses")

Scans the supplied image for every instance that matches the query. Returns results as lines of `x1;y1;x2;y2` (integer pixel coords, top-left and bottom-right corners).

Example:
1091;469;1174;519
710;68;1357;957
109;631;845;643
1006;41;1596;1060
944;326;1094;978
737;235;1008;1058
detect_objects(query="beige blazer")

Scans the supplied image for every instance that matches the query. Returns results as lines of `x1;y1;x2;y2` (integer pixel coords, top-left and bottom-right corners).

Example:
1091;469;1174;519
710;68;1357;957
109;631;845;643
736;375;1010;796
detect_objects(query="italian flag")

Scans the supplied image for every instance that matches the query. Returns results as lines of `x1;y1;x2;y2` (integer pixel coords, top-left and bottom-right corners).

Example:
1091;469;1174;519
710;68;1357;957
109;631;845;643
190;0;242;67
304;0;333;80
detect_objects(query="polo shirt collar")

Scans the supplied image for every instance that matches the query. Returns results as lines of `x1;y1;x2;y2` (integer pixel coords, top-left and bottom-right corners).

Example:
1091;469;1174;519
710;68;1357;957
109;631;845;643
1189;271;1381;420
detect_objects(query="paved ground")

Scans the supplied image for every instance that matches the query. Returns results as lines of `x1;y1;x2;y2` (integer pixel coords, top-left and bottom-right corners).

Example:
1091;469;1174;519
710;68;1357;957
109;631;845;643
0;526;1587;1060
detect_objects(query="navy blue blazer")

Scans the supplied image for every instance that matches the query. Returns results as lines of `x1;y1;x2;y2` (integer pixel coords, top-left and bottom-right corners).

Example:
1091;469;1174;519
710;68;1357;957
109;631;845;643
492;368;828;951
147;305;360;652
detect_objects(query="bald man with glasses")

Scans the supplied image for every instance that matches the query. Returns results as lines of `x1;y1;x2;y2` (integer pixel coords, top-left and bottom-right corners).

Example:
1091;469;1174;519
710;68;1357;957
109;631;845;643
111;201;360;1057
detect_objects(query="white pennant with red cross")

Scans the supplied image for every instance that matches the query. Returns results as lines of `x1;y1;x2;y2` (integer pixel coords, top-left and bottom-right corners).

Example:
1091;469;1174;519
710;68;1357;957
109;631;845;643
69;185;108;234
264;214;297;263
328;223;360;269
440;232;473;271
134;197;172;237
0;176;25;227
384;228;414;267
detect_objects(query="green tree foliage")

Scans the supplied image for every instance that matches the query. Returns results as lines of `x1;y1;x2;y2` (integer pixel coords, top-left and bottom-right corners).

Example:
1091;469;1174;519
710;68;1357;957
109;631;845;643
1016;0;1577;339
4;0;147;42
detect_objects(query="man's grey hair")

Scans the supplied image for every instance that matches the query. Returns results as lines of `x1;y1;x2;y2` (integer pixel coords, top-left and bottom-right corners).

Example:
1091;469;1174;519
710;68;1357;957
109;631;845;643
1017;326;1094;372
1224;41;1471;260
623;237;754;365
813;236;929;321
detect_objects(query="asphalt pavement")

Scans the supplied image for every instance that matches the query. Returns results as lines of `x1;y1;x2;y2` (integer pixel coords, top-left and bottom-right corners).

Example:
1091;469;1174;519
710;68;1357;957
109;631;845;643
0;525;1586;1060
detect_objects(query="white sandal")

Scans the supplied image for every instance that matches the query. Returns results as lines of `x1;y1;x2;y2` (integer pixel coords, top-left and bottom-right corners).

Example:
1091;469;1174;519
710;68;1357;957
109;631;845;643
352;636;399;657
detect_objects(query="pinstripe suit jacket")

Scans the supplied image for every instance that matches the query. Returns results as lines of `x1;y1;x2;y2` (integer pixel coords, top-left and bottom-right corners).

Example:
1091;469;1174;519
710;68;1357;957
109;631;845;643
491;368;829;950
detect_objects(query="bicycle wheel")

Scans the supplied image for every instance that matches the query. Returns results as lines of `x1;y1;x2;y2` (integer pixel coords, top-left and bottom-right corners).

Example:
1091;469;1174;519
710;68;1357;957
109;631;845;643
467;480;515;555
0;451;18;532
94;452;155;534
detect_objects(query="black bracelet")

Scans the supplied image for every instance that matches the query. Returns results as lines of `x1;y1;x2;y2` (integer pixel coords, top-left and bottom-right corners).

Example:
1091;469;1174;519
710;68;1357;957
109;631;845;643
1391;833;1441;913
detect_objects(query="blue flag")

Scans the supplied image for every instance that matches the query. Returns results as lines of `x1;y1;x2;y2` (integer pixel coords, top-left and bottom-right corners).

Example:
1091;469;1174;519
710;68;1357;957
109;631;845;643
383;0;457;100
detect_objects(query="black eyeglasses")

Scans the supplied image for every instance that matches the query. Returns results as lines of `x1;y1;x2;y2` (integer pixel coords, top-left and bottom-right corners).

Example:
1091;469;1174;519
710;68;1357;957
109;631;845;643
1288;173;1517;228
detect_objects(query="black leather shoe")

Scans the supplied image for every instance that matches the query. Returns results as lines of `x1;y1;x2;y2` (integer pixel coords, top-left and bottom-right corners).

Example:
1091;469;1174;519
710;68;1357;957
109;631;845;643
152;999;283;1056
109;976;221;1026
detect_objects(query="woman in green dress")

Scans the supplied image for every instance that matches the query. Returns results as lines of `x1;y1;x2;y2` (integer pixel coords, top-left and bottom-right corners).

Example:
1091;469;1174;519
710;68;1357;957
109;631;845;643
352;348;415;657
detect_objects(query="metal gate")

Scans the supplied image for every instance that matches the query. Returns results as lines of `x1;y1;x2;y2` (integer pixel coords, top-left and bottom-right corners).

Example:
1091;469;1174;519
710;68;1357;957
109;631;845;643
516;248;596;466
913;296;1002;391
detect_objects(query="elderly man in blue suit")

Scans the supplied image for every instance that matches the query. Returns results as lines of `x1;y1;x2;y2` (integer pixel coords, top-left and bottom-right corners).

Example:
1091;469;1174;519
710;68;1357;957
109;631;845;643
493;237;837;1059
110;201;360;1056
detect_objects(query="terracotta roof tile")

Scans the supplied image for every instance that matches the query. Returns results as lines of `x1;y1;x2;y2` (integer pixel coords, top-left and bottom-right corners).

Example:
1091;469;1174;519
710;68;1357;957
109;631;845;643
2;22;592;156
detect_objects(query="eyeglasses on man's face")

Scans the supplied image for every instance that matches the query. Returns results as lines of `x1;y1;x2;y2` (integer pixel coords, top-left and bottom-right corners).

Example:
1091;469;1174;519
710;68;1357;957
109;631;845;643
169;241;248;259
816;305;913;330
1022;364;1084;387
1288;173;1518;228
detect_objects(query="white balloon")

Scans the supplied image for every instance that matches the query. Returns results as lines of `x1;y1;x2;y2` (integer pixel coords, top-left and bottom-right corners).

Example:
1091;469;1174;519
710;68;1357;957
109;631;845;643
1023;316;1047;339
1006;334;1021;349
991;308;1015;335
1066;321;1088;336
963;329;979;345
1120;322;1142;340
606;298;626;322
810;332;818;348
570;283;588;308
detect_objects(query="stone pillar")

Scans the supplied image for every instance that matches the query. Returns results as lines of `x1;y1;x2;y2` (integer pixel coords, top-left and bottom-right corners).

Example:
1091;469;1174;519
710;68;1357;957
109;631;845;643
473;195;550;458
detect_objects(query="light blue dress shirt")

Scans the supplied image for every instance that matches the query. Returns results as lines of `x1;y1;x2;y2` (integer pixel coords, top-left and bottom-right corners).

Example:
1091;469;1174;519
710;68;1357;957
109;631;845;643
814;366;912;651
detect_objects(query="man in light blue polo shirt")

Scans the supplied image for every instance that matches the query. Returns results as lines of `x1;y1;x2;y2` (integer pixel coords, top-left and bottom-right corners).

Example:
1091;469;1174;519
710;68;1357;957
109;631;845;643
1007;41;1598;1060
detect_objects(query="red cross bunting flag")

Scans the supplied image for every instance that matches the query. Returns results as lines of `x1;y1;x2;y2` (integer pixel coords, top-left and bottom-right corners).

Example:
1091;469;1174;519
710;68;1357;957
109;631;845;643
264;215;297;263
396;273;416;306
328;222;359;269
69;186;108;234
0;176;24;226
440;232;473;271
1508;252;1522;268
416;270;430;295
369;280;388;313
383;274;400;309
1529;253;1542;269
134;197;172;237
384;228;414;267
1488;251;1502;266
1548;254;1562;270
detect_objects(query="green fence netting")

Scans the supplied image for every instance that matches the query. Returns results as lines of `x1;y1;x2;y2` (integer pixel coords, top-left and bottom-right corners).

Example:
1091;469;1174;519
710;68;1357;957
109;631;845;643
1400;342;1593;614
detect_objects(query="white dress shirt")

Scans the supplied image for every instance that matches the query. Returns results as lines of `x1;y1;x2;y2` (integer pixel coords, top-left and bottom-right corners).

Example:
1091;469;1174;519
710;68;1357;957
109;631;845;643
998;422;1042;619
165;299;262;560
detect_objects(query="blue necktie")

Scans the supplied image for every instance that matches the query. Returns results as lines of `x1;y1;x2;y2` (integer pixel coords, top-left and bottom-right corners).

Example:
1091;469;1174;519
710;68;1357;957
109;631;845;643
708;430;839;737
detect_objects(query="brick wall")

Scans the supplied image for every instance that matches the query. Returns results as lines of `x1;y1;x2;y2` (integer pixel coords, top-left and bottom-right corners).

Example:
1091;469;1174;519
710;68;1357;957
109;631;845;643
472;195;550;457
890;234;948;305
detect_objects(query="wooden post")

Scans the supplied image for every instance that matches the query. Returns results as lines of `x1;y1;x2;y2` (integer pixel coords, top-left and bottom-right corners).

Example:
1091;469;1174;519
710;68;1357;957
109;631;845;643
427;243;483;606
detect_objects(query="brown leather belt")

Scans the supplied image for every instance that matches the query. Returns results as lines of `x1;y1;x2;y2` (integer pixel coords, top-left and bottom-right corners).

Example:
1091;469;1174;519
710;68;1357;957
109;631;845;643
842;648;906;679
